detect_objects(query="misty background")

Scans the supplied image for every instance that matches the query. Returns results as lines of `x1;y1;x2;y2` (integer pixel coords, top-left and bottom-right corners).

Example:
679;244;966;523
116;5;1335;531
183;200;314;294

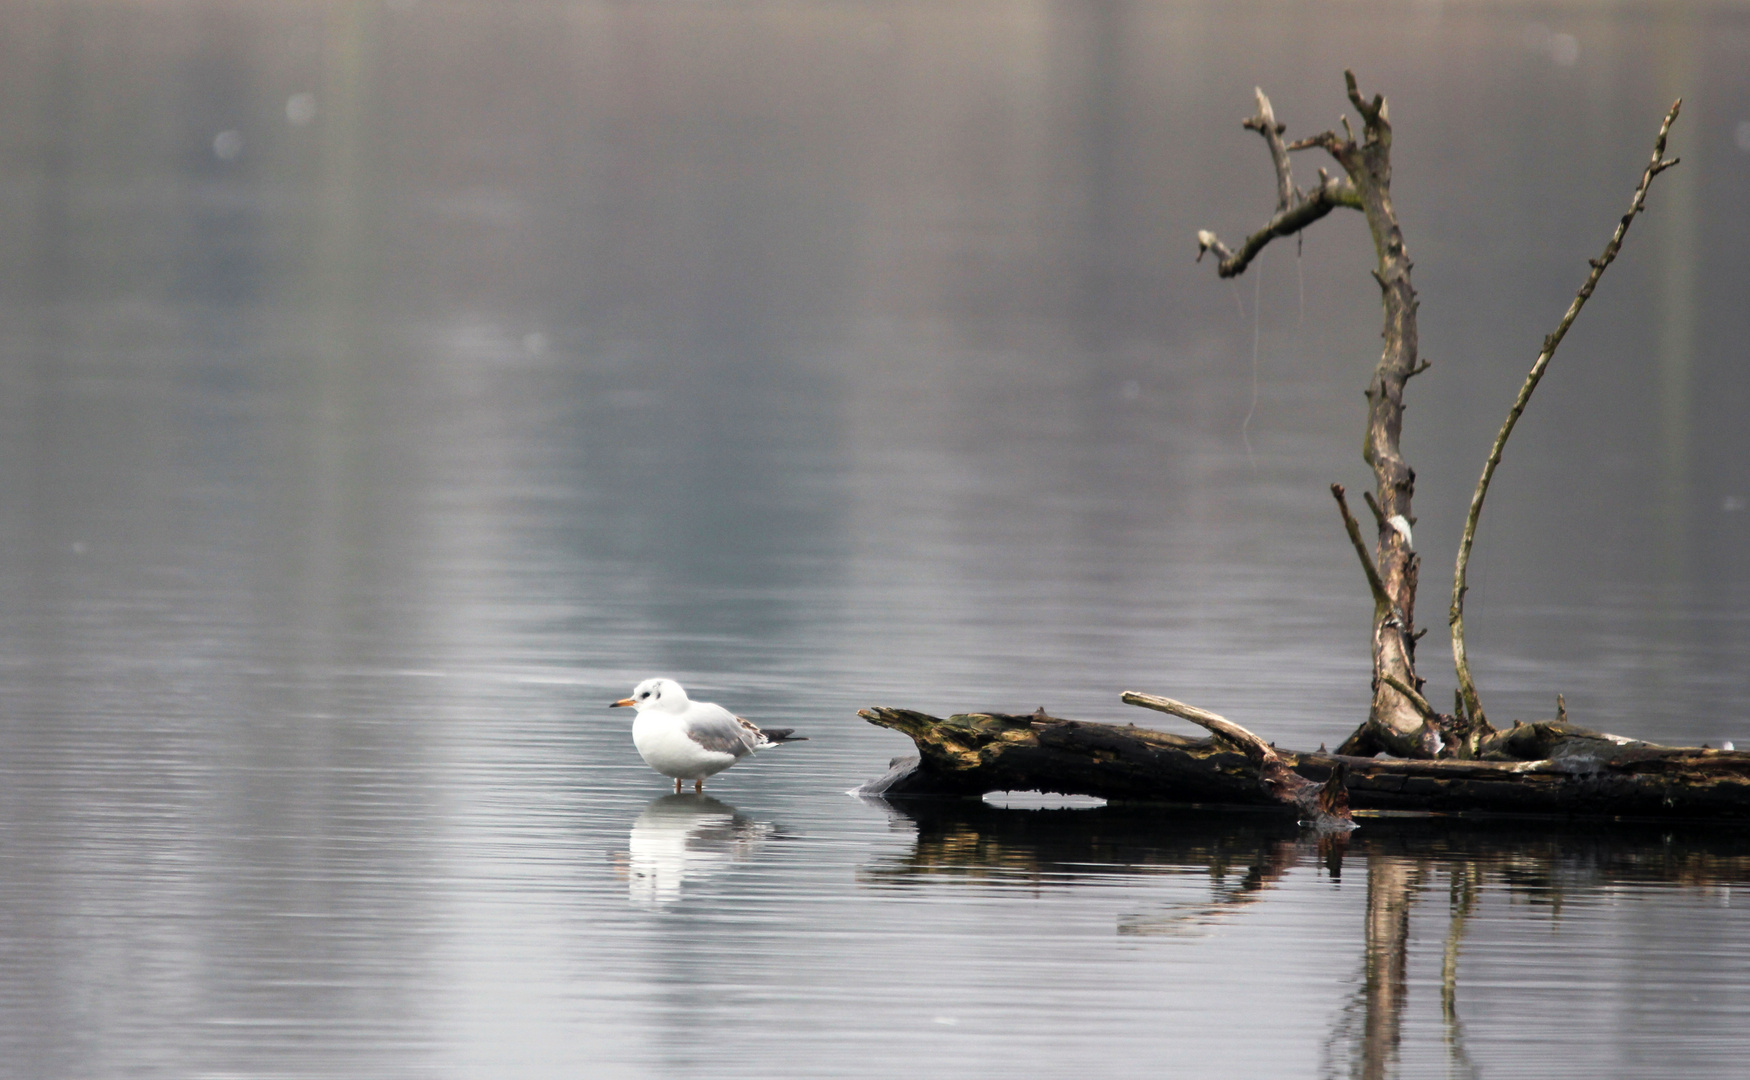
1;2;1748;1077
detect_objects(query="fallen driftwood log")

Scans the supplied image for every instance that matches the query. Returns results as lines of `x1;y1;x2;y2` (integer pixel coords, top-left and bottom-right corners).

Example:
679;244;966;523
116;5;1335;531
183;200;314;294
858;693;1750;825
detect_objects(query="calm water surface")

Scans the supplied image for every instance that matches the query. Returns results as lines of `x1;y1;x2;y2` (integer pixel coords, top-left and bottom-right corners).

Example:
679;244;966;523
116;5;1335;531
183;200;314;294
2;1;1749;1076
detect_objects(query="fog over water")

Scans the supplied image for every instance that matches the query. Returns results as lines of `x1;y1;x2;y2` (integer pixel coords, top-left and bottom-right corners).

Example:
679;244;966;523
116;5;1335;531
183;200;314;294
1;2;1748;1077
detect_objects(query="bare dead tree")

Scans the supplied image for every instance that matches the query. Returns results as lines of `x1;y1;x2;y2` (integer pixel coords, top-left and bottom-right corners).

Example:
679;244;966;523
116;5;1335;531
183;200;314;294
852;82;1737;819
1200;77;1682;760
1197;72;1436;758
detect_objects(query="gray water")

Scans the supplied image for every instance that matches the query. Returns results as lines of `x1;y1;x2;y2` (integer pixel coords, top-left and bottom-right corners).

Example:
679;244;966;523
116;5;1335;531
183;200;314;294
3;1;1750;1076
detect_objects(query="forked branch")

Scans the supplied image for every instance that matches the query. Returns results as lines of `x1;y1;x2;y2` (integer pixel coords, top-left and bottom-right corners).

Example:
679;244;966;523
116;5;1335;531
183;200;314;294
1449;100;1683;727
1196;88;1362;278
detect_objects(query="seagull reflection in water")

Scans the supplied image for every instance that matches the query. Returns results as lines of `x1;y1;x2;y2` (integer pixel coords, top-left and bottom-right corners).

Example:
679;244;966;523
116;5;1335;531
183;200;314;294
619;794;774;906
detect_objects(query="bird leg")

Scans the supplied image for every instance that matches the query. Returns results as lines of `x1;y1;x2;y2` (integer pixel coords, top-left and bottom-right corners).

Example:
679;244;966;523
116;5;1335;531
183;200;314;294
673;778;682;794
694;779;704;794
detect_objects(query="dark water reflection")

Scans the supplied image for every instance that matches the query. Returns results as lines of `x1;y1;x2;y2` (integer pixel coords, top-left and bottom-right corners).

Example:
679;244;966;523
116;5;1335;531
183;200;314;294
866;799;1750;1079
3;0;1750;1076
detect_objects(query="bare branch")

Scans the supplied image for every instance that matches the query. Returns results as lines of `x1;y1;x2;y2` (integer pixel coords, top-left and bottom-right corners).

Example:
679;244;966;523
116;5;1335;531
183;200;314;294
1195;93;1364;279
1449;99;1683;727
1287;133;1340;153
1195;230;1235;265
1361;490;1388;527
1242;87;1294;211
1120;691;1277;765
1199;173;1361;278
1331;484;1391;613
1345;69;1386;133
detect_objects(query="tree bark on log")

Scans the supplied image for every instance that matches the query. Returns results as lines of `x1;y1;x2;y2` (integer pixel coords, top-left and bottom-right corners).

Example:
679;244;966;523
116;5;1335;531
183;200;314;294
859;699;1750;823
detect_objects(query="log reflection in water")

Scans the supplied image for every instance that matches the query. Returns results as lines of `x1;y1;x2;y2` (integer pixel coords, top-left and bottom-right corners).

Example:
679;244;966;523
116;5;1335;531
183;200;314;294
858;798;1319;936
1324;819;1750;1079
862;799;1750;1073
857;799;1304;887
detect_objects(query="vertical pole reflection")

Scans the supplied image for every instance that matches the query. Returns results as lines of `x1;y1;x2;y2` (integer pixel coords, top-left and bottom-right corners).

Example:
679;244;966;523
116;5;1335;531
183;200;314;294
1325;854;1482;1080
1441;866;1483;1080
1359;856;1420;1080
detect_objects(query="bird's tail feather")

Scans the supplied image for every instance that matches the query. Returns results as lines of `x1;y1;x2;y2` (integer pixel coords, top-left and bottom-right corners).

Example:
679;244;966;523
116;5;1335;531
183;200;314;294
760;728;807;744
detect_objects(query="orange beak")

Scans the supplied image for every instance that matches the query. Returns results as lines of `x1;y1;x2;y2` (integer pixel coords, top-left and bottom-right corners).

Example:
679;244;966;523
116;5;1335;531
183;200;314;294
610;697;636;708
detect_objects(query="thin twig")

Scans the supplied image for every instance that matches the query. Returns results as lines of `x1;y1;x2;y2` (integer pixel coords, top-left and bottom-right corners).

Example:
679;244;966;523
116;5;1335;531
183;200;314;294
1242;88;1294;212
1380;673;1438;723
1345;69;1386;132
1449;100;1682;727
1361;490;1388;527
1331;484;1391;612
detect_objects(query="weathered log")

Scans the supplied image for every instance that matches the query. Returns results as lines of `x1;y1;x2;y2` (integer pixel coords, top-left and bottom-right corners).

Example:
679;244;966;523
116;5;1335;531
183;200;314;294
859;696;1750;823
857;706;1286;806
858;702;1351;829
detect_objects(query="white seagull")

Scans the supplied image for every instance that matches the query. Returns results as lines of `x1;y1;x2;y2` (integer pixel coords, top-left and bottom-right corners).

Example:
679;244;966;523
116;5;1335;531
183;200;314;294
610;678;806;793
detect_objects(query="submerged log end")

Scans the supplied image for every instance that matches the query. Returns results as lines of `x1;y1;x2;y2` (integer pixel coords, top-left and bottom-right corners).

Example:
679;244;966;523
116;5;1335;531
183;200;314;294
856;707;1067;797
1310;761;1357;832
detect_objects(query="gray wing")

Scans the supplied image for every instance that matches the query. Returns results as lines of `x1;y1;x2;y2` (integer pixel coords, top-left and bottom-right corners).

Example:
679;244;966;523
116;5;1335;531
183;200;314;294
683;704;756;758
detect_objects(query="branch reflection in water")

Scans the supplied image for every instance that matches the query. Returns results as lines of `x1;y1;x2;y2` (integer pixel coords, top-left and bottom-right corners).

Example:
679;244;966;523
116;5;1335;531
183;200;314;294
859;798;1750;1076
617;795;777;907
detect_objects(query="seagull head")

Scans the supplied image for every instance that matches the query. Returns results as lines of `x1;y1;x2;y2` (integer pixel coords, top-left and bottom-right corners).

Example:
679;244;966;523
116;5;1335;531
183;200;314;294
610;677;690;712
